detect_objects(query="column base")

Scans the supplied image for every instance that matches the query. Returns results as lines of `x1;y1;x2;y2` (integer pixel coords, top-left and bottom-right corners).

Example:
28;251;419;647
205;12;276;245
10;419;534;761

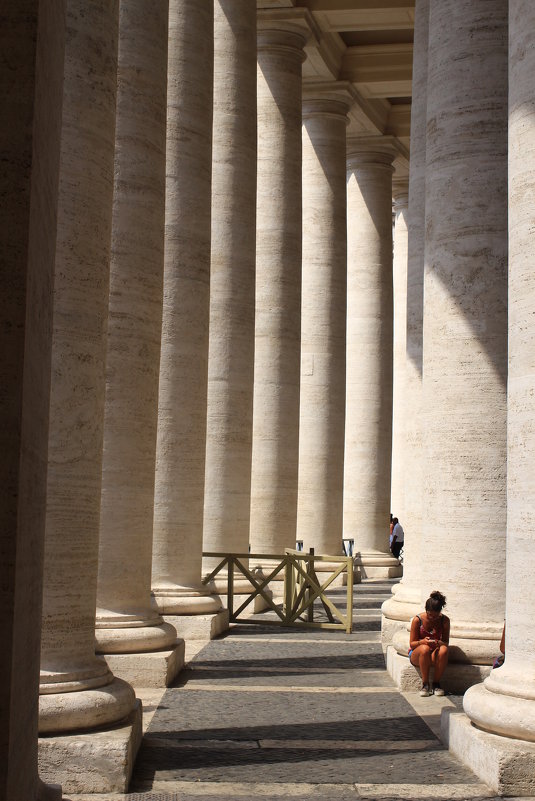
103;641;185;689
354;551;402;580
39;676;137;734
381;585;420;651
164;608;230;640
152;585;223;616
386;646;491;693
441;706;535;796
464;678;535;743
38;699;142;794
95;620;177;654
37;779;62;801
381;614;408;652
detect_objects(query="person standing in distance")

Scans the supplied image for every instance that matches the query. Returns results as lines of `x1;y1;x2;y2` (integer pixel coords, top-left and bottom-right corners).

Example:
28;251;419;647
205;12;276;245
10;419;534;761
390;517;404;560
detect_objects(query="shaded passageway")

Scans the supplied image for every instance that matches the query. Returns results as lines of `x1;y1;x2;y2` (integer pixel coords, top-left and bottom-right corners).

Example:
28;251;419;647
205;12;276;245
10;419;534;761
67;580;501;800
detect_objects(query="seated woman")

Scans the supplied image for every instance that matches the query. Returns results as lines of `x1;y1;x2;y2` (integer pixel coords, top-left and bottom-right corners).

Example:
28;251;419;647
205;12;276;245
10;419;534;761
409;590;450;697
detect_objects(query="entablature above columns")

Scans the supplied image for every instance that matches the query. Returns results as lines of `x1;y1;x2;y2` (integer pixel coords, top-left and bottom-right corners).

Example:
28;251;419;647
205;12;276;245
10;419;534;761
340;44;412;99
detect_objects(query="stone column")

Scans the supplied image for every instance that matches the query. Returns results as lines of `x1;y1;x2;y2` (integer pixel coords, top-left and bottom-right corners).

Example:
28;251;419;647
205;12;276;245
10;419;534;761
296;91;348;557
1;3;63;798
39;0;137;735
249;17;307;559
95;0;178;669
344;138;401;579
463;0;535;743
202;0;256;584
381;0;429;643
152;0;221;618
416;0;507;669
389;182;409;523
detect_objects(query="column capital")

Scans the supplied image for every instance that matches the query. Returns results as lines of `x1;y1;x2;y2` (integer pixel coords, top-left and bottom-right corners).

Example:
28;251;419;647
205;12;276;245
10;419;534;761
302;81;353;122
346;135;398;170
302;98;350;123
257;7;317;54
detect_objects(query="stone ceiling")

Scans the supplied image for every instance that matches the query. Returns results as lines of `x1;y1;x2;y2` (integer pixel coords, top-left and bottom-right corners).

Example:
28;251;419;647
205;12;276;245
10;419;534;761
257;0;415;181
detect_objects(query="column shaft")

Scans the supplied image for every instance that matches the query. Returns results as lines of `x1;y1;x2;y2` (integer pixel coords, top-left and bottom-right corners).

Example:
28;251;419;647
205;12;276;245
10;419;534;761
39;0;136;734
344;140;401;579
420;0;507;663
390;186;409;523
249;23;306;556
203;0;256;576
381;0;429;633
297;95;348;556
464;0;535;740
95;0;176;655
0;2;63;796
152;0;221;615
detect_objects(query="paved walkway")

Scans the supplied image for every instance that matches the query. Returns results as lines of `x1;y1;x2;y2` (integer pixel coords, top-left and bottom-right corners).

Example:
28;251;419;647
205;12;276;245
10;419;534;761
70;579;523;800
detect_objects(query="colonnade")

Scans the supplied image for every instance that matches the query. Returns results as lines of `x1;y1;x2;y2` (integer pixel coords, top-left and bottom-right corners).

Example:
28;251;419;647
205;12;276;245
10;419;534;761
3;0;535;797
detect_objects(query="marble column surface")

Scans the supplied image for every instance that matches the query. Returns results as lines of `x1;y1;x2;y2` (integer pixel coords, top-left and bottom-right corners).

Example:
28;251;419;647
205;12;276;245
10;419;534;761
417;0;507;664
390;184;409;525
39;0;136;734
95;0;176;654
296;93;348;558
463;0;535;739
203;0;256;588
344;137;401;578
152;0;221;615
382;0;429;630
249;20;307;560
1;2;63;796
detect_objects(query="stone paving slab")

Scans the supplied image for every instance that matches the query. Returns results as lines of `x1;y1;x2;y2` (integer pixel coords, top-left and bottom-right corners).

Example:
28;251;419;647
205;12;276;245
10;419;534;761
181;667;393;688
182;639;391;687
224;625;382;641
79;787;504;800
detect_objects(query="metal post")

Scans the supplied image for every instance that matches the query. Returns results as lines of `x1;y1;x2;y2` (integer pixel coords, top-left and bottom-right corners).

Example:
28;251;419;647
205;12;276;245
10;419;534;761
228;557;235;622
307;548;314;622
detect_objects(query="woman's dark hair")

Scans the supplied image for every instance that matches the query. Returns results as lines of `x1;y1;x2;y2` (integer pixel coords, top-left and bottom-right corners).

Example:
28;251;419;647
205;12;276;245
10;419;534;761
425;590;446;612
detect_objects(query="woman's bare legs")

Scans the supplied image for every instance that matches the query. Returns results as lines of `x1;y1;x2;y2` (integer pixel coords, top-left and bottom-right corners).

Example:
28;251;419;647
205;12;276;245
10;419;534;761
410;644;432;686
431;645;449;683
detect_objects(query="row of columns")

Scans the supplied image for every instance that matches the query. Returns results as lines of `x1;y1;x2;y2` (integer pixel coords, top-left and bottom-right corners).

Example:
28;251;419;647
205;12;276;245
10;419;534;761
4;1;401;794
384;0;535;747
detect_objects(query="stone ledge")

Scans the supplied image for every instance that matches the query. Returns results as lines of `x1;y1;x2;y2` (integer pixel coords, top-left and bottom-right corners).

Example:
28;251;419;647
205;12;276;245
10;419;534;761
355;564;402;580
441;706;535;796
386;645;491;692
103;641;185;689
38;699;142;794
164;608;230;640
